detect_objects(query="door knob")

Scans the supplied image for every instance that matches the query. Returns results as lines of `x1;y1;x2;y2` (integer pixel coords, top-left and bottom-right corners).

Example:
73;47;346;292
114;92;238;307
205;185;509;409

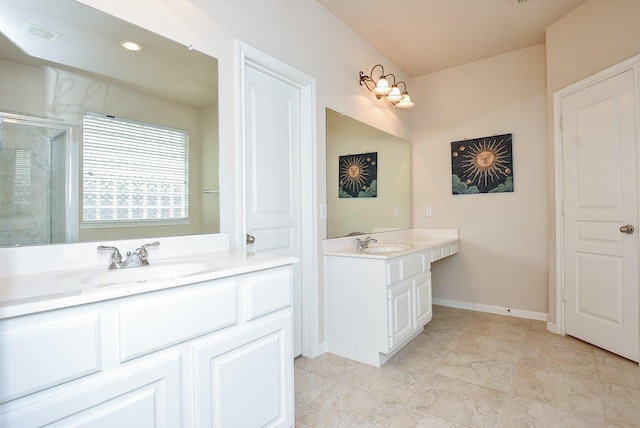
619;224;635;234
246;234;256;244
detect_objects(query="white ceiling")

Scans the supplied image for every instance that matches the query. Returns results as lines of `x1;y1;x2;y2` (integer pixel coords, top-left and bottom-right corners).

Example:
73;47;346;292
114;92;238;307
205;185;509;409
316;0;585;77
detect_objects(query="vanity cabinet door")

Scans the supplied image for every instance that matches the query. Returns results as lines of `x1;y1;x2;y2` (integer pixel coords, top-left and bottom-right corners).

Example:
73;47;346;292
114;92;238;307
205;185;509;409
415;272;432;327
387;279;414;349
0;353;181;427
192;310;293;428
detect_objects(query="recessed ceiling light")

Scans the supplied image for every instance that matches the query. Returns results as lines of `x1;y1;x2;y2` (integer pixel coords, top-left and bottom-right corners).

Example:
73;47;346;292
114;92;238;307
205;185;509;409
119;39;143;51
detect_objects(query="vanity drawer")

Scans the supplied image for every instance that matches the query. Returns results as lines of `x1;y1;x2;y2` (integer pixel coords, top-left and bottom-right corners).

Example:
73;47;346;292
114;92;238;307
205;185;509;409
119;280;238;362
401;253;424;279
386;253;424;285
246;266;292;320
0;313;101;403
429;247;443;262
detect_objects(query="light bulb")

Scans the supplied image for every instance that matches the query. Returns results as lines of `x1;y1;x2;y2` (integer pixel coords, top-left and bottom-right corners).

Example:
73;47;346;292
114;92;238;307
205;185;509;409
386;86;403;103
396;93;415;109
372;77;392;95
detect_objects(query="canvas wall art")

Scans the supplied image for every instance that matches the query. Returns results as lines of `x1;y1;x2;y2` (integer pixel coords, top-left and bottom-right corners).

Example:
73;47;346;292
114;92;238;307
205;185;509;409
451;134;513;194
339;152;377;198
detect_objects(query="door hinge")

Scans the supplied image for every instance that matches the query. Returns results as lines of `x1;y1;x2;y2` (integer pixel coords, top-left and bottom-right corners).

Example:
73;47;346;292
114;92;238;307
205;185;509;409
559;118;563;130
561;288;567;302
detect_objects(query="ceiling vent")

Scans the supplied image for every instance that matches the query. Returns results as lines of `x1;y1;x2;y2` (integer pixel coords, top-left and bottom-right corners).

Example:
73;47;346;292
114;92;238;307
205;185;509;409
23;23;61;42
512;0;534;4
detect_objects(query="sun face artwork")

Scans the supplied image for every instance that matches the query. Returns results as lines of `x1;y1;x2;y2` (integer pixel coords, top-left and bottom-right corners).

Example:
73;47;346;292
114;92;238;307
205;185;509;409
339;152;377;198
451;134;513;194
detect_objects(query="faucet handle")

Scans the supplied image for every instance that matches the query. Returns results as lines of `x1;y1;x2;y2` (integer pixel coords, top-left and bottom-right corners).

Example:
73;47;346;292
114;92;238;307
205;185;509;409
97;245;122;261
140;241;160;251
134;241;160;261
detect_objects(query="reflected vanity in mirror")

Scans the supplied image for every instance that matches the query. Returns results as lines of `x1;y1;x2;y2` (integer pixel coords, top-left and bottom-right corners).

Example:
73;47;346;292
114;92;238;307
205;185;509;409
0;0;219;247
326;108;410;238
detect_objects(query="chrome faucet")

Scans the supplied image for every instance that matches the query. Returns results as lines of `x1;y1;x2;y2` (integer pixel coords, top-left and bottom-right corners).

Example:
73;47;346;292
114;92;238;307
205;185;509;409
355;236;377;253
98;241;160;270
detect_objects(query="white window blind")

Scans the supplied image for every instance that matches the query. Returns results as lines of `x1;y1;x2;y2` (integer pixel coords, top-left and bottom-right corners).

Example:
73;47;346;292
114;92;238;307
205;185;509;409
82;112;189;224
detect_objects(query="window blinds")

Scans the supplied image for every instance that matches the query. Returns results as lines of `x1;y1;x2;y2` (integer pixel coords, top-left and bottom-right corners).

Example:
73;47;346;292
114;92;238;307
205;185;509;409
82;112;189;223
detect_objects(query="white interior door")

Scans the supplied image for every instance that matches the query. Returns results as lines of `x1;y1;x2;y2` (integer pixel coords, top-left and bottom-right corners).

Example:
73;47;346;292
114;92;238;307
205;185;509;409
560;67;639;362
243;64;303;356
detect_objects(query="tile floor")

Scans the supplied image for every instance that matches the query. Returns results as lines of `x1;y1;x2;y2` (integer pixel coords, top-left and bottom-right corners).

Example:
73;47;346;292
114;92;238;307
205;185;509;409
294;305;640;427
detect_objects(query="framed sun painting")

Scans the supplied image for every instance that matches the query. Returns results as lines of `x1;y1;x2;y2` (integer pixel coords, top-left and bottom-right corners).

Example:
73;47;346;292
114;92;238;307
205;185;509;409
338;152;377;198
451;133;513;194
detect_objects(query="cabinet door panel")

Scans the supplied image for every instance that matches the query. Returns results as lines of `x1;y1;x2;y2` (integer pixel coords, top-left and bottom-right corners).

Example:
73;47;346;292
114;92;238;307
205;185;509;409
415;272;432;327
0;353;181;427
193;311;293;428
387;280;414;349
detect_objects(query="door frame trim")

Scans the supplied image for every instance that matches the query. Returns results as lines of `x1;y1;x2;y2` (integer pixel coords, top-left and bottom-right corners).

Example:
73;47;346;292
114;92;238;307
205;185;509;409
553;54;640;336
237;42;320;358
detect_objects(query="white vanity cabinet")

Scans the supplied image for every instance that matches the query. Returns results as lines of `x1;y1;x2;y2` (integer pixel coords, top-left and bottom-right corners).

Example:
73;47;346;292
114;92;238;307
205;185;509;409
324;237;458;367
0;264;294;427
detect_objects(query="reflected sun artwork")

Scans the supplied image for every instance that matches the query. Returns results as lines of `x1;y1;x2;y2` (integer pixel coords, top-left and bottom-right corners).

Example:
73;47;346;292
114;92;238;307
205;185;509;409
451;134;513;194
339;152;377;198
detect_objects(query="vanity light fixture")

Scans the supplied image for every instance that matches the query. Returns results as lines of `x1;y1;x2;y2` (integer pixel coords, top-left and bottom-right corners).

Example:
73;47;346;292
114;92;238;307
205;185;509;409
359;64;415;109
119;39;143;51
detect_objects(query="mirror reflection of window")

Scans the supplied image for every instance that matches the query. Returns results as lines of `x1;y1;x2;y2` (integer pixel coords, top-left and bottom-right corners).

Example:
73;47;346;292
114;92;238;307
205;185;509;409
81;113;190;225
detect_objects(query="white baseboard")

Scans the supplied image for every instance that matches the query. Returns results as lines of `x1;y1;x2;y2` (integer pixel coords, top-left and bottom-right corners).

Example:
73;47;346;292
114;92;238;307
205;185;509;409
433;298;548;322
546;321;560;334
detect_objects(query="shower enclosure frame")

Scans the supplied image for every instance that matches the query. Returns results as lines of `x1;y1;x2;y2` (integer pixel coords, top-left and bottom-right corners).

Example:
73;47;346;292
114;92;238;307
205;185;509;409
1;111;80;245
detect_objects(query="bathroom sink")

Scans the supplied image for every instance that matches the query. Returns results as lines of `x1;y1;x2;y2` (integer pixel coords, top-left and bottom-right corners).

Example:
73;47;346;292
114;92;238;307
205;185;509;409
76;260;219;288
363;244;411;254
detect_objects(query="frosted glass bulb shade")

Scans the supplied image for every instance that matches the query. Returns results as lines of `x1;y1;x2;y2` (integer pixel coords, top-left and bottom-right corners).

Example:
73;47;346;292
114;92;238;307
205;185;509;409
372;77;392;95
386;86;403;102
396;93;415;109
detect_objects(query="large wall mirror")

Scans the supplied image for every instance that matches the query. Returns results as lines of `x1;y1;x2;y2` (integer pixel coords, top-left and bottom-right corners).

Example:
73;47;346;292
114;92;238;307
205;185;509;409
326;108;410;238
0;0;219;247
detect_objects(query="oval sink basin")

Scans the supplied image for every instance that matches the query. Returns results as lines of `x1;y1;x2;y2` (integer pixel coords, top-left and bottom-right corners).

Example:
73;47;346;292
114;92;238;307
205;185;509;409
363;244;411;254
78;260;218;288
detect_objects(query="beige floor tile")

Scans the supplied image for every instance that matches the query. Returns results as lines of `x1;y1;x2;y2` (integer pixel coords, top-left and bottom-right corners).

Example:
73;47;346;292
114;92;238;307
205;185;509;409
528;319;549;331
389;409;465;427
454;331;525;363
525;329;595;354
498;396;607;427
511;366;605;417
467;319;529;342
432;305;477;321
294;366;337;410
294;353;363;380
390;333;454;372
405;373;508;428
434;350;518;392
473;312;532;328
601;382;640;427
595;355;640;389
294;382;405;428
520;344;598;380
337;359;431;404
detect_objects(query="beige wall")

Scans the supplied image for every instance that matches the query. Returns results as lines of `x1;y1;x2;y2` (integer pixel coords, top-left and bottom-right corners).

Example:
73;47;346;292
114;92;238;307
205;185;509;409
545;0;640;324
410;45;548;315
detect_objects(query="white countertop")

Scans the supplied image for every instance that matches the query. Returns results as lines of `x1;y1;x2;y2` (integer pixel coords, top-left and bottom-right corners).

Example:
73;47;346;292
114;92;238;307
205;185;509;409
323;228;459;259
0;234;297;320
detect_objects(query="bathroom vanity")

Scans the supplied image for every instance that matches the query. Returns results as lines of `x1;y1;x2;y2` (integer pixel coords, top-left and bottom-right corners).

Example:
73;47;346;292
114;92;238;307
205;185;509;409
0;234;296;427
324;229;459;367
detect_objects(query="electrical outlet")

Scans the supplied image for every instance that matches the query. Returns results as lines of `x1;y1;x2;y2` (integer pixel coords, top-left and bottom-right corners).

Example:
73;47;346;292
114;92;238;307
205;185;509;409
425;206;432;217
393;207;400;217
